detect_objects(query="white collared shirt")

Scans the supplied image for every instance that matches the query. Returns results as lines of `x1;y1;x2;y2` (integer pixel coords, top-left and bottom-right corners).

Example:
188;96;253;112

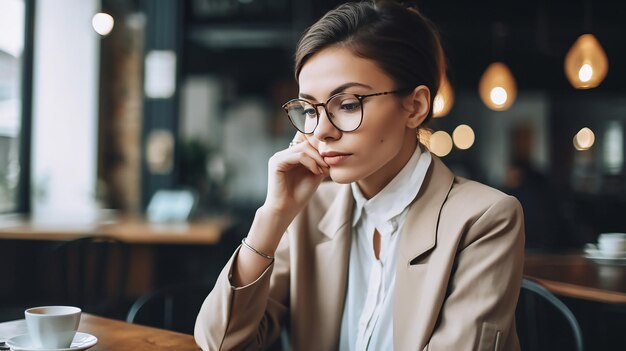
339;145;432;351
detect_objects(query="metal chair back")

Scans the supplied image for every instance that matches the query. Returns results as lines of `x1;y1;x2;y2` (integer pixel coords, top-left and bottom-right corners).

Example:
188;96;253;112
517;278;584;351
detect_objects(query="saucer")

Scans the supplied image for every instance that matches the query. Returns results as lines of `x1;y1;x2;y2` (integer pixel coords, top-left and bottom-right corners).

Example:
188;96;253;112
584;247;626;259
584;247;626;265
6;332;97;351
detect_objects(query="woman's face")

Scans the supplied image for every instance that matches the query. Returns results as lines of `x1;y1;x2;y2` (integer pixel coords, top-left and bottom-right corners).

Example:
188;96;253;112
298;45;426;196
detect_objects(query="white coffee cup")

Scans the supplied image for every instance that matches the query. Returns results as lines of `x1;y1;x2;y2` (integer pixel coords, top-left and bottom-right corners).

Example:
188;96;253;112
598;233;626;255
25;306;81;349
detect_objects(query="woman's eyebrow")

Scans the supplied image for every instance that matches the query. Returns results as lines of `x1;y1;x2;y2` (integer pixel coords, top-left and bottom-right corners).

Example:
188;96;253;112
299;82;373;101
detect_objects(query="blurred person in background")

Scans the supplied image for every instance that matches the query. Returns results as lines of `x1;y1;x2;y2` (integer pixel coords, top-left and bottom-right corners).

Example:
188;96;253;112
504;124;559;250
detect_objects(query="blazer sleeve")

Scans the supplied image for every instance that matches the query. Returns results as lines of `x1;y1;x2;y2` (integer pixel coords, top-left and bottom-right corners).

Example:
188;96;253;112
194;233;291;350
426;195;525;351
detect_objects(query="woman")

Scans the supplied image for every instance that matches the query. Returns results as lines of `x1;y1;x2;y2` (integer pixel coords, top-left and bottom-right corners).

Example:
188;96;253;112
195;1;524;350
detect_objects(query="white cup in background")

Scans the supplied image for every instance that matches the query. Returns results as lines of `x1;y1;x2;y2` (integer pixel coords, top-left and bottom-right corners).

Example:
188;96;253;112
598;233;626;256
25;306;81;349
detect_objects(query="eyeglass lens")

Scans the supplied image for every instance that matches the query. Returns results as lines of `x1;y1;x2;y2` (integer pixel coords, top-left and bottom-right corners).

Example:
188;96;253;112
285;94;363;133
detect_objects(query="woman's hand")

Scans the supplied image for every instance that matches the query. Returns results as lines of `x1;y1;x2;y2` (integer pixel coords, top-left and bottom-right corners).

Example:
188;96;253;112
263;133;329;217
231;134;329;286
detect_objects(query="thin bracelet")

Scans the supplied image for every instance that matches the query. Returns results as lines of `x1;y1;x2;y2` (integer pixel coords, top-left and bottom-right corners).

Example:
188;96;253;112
241;237;274;260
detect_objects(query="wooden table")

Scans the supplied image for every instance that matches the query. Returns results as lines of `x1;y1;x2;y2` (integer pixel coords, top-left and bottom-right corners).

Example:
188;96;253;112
0;314;200;350
0;215;232;245
524;252;626;304
0;215;234;298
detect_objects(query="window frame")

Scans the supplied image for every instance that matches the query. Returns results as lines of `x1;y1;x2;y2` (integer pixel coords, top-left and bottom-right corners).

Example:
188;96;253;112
14;0;35;213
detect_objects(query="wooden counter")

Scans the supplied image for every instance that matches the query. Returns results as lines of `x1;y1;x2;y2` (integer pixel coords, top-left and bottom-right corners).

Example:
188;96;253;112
0;215;232;245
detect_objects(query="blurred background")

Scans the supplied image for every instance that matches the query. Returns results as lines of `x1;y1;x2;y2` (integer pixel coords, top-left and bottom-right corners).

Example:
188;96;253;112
1;0;626;349
3;0;626;246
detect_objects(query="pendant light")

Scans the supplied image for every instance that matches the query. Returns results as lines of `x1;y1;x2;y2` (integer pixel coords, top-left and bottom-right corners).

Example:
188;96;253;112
479;22;517;111
564;34;608;89
433;75;454;118
564;1;608;89
479;62;517;111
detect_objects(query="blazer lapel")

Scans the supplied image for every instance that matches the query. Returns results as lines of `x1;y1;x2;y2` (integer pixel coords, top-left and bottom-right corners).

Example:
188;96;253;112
394;155;455;350
313;184;353;350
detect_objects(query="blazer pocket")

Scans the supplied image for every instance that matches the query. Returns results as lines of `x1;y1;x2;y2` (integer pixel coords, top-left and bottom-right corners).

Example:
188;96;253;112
477;322;501;351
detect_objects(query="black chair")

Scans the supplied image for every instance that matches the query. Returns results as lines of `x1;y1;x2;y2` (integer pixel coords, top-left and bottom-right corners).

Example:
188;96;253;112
516;278;584;351
126;281;213;334
39;236;131;319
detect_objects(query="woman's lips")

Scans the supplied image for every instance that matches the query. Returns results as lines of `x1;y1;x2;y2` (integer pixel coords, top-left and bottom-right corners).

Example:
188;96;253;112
321;152;351;166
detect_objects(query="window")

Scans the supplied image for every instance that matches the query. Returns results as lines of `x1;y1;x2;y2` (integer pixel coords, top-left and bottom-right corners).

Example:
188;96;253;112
0;0;30;213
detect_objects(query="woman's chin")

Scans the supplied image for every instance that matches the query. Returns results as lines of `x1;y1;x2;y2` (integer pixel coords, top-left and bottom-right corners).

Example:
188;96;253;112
328;168;358;184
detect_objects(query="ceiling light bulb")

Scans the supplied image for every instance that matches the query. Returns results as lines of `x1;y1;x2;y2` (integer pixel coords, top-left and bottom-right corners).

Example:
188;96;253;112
578;64;593;82
490;87;508;106
433;96;444;115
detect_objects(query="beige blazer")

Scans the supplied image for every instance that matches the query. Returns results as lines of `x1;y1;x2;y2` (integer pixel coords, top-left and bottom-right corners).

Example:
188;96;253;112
195;155;525;351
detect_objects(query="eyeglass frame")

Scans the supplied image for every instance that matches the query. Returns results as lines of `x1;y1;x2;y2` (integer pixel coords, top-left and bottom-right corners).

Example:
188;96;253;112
281;88;414;134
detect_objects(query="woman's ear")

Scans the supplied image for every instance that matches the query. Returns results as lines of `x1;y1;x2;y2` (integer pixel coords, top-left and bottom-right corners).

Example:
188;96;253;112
404;85;431;129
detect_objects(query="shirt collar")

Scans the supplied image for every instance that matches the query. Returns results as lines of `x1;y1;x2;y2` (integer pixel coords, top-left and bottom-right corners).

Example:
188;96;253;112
351;144;432;234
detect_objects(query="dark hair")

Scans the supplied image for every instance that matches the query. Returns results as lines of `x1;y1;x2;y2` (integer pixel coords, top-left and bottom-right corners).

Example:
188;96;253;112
294;0;446;123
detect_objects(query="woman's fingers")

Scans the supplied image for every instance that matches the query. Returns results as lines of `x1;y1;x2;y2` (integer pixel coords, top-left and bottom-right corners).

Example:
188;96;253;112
286;136;329;168
296;142;329;169
272;149;323;175
292;132;305;143
299;155;324;175
288;132;305;148
265;134;327;213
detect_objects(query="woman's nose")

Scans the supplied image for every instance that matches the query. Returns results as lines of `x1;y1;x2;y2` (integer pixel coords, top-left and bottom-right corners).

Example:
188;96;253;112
313;107;341;141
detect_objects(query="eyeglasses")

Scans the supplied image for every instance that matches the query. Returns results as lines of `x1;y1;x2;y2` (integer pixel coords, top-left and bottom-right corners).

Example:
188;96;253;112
282;89;410;134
